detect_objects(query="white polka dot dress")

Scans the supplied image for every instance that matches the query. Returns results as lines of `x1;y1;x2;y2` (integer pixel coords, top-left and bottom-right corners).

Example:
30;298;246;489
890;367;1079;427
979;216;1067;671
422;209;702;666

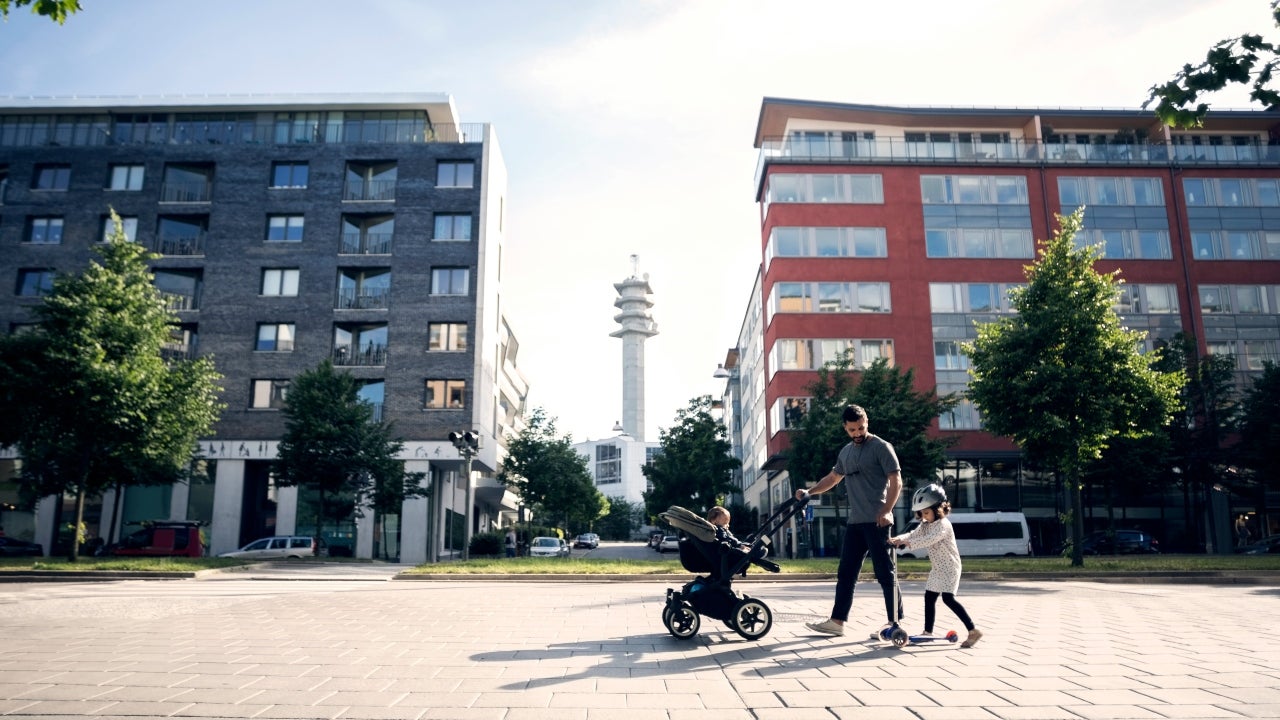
902;517;962;594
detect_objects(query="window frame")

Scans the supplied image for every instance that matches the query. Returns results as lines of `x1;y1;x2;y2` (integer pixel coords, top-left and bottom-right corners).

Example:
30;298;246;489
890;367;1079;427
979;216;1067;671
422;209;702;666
261;268;300;297
427;322;468;352
436;161;475;189
424;379;467;409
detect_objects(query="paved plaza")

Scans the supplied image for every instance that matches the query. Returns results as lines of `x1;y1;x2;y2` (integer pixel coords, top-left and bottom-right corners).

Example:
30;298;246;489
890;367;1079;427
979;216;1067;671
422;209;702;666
1;570;1279;720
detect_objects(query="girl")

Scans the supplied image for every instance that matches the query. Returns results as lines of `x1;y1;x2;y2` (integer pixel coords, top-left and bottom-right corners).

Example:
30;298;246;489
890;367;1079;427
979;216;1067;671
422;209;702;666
889;484;983;648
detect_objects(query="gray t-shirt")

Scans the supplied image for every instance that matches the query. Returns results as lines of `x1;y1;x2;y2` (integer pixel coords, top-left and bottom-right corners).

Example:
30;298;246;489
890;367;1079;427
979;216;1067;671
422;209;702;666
832;434;901;524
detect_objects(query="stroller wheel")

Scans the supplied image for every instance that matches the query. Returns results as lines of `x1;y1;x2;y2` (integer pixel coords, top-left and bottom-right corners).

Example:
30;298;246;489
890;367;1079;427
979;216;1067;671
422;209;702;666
664;601;700;639
730;596;773;640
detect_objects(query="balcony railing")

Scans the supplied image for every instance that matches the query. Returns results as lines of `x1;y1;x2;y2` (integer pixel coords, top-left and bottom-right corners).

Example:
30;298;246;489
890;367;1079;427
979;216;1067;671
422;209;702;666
755;136;1280;189
340;231;393;255
0;120;487;149
160;181;212;203
333;343;387;367
335;286;389;310
159;291;199;312
160;343;197;361
150;232;206;256
343;180;396;202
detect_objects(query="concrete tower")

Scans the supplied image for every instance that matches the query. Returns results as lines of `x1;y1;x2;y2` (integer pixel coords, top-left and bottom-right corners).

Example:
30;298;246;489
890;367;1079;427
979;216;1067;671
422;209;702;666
610;255;658;442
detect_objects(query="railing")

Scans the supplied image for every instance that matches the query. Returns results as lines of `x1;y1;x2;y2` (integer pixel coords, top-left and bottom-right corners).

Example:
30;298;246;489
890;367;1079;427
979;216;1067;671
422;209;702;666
159;291;199;312
340;231;393;254
151;233;205;256
343;180;396;202
755;136;1280;189
333;343;387;367
160;343;197;361
335;286;389;310
0;120;487;148
160;181;211;203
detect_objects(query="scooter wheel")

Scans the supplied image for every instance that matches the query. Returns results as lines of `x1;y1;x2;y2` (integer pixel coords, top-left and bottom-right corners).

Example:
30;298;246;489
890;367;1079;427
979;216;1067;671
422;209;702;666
891;627;909;648
945;630;959;643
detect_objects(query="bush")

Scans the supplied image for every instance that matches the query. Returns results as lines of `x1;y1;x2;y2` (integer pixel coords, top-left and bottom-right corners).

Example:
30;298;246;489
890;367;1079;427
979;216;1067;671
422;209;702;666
469;531;504;557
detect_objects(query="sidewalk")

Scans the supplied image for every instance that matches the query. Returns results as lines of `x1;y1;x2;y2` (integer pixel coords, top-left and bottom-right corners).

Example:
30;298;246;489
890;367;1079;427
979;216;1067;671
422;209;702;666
1;574;1278;719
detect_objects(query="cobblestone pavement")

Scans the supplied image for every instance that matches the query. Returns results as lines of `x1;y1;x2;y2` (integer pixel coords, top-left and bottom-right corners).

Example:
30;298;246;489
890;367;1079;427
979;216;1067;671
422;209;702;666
1;574;1278;719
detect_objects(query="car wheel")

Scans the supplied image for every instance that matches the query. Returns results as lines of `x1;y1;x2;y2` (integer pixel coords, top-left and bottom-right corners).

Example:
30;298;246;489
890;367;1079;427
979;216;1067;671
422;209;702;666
730;597;773;640
664;601;700;639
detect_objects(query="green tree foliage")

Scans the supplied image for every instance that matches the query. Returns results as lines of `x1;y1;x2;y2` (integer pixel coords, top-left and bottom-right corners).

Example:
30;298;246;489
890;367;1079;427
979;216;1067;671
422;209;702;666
1146;1;1280;127
0;0;81;23
641;396;739;520
0;216;224;560
595;496;643;540
786;355;958;501
498;408;605;530
272;360;425;550
965;209;1185;565
1238;363;1280;495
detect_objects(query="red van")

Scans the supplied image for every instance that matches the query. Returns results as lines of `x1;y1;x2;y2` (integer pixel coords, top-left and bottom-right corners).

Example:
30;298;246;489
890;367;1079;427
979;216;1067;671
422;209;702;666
108;520;206;557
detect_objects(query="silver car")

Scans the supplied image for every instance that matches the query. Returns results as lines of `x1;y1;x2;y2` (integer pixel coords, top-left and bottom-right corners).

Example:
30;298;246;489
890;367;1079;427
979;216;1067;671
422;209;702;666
219;535;323;560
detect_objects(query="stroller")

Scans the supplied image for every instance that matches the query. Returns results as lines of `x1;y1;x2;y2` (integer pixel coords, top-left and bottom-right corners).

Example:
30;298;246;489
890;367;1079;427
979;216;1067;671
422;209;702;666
658;496;809;640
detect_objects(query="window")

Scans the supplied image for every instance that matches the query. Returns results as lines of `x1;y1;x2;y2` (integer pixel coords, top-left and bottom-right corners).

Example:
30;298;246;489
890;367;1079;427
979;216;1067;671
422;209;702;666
433;213;473;241
428;322;468;351
269;161;308;189
344;161;397;201
25;217;63;244
155;215;208;256
337;269;391;309
921;175;1028;204
595;444;622;485
773;397;810;430
769;338;894;374
266;215;305;242
32;164;70;190
341;214;393;254
925;228;1033;259
1074;229;1172;260
424;379;467;409
437;161;474;188
251;379;289;409
261;269;300;297
108;164;144;191
765;173;883;205
154;269;202;311
161;164;213;202
162;325;198;361
101;215;138;243
255;323;295;352
765;227;887;263
333;323;388;366
928;283;1022;314
767;282;891;319
431;267;469;296
16;269;54;297
934;340;970;370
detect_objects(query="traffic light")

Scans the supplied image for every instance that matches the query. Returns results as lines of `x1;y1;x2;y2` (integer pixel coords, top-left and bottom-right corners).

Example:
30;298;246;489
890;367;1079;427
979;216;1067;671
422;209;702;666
449;431;481;452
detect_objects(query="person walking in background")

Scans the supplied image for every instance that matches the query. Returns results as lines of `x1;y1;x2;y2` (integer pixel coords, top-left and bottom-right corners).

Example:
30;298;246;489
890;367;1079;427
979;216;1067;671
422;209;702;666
795;404;902;637
890;483;983;648
505;528;517;558
1236;514;1252;548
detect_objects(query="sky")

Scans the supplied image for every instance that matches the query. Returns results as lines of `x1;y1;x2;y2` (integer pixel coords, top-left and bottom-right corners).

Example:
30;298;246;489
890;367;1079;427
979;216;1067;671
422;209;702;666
0;0;1271;443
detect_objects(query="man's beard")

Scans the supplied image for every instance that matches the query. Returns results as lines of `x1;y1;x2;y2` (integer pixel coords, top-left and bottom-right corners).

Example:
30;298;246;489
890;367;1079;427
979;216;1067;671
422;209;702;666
853;435;866;444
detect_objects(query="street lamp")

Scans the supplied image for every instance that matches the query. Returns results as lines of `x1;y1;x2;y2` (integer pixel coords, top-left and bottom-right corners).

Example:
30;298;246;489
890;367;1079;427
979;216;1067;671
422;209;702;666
448;430;481;560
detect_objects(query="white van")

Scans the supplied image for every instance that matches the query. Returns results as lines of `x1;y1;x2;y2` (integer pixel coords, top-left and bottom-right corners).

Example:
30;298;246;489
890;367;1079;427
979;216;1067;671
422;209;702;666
896;511;1032;557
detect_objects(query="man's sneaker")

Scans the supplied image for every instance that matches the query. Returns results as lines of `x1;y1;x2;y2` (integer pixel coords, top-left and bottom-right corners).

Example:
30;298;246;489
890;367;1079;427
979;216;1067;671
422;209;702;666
805;619;844;636
961;629;983;648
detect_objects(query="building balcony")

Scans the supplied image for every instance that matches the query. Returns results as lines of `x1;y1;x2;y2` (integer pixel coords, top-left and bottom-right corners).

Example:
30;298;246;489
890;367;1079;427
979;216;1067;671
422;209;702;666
333;343;387;367
150;233;205;257
159;292;199;312
755;136;1280;189
343;180;396;202
160;181;212;203
335;287;389;310
340;232;393;255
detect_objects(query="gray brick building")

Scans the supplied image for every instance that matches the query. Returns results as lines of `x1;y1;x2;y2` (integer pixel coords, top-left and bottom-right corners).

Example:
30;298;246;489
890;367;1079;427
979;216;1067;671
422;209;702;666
0;93;527;563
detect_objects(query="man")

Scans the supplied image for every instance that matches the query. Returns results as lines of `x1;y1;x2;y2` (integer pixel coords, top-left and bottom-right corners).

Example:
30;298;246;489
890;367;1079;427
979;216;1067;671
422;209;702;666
505;528;517;558
795;404;902;636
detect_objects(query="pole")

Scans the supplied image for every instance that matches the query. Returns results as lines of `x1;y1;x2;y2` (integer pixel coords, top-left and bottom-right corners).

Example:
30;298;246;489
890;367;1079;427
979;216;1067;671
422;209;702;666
462;451;474;561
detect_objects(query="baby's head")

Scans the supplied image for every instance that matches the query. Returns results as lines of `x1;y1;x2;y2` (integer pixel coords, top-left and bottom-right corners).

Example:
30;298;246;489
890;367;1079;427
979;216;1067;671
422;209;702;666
707;506;731;527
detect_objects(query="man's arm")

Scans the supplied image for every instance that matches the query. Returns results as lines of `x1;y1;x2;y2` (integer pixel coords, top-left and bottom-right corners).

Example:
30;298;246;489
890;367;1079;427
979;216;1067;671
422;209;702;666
877;471;902;527
796;468;842;500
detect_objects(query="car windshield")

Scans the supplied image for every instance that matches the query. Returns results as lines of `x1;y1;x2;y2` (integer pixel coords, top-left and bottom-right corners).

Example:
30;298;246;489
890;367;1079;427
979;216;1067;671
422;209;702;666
533;538;557;547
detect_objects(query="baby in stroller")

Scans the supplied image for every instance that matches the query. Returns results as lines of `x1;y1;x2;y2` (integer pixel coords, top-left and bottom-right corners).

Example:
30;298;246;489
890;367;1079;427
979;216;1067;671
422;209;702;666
658;497;807;640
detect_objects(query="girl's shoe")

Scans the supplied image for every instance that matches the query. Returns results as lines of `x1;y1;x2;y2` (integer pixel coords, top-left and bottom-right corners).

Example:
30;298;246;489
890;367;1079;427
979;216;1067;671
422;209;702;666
961;629;983;648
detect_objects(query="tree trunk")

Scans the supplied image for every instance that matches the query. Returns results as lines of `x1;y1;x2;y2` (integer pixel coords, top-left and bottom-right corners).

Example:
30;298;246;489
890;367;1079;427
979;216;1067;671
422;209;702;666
68;485;86;562
1070;469;1085;567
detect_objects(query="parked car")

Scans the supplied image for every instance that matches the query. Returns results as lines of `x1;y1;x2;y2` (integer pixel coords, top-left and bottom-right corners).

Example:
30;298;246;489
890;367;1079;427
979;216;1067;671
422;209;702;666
1237;534;1280;555
658;535;680;553
218;535;325;560
107;520;206;557
1078;530;1159;555
896;512;1033;558
529;536;569;558
573;533;599;549
0;536;44;557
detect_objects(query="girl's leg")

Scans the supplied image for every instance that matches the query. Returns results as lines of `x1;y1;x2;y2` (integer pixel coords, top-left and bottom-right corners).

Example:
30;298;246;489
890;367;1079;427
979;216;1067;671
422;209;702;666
940;592;974;630
923;590;939;634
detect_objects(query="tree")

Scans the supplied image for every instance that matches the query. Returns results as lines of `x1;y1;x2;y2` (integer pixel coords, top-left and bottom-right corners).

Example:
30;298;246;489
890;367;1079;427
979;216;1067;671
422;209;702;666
1146;1;1280;127
786;354;958;502
0;0;81;23
1237;362;1280;512
498;408;603;531
0;215;224;560
965;209;1185;566
272;360;426;554
641;396;739;520
595;496;643;541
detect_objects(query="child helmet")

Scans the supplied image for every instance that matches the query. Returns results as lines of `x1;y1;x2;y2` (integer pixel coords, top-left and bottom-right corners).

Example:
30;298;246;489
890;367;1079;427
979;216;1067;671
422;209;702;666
911;483;946;512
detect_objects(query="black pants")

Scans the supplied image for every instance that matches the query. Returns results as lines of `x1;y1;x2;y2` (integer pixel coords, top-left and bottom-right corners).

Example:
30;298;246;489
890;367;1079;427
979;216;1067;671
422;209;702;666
924;590;974;632
831;522;901;624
